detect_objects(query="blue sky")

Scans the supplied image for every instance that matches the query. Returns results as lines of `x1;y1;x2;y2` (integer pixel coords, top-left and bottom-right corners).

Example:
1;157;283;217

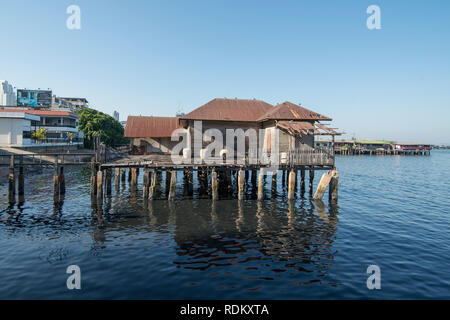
1;0;449;144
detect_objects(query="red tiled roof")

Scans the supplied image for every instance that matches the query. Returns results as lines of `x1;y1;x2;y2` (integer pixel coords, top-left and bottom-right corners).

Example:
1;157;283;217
258;101;331;121
180;98;273;122
124;116;180;138
0;109;78;118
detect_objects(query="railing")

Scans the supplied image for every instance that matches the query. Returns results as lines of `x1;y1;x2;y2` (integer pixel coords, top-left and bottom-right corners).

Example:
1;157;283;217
285;147;335;166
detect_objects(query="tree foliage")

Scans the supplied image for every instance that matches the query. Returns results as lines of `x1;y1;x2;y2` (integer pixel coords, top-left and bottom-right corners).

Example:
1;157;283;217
76;108;128;149
32;128;47;141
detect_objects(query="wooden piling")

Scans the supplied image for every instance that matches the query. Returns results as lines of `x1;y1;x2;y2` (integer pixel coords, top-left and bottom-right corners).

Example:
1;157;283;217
309;170;315;194
131;168;138;186
96;169;103;203
300;169;305;194
271;170;277;195
312;171;333;200
8;155;15;204
168;170;177;201
105;167;112;195
90;158;96;198
238;168;245;200
143;168;150;199
148;170;157;201
288;169;296;200
18;156;24;201
115;167;120;187
329;170;339;203
211;169;219;200
121;167;126;182
257;168;264;200
53;156;59;202
59;166;65;195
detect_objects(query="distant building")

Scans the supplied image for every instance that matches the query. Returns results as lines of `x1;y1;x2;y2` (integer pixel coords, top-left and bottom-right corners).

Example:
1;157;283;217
58;97;89;110
52;96;74;109
0;80;16;106
0;108;83;148
113;111;120;122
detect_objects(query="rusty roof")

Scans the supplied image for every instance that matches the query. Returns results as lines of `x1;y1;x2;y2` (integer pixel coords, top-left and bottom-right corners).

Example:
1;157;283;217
258;101;331;121
276;121;340;136
124;116;180;138
180;98;273;122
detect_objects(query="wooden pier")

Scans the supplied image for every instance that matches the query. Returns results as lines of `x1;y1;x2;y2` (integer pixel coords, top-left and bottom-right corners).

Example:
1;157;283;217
1;147;340;206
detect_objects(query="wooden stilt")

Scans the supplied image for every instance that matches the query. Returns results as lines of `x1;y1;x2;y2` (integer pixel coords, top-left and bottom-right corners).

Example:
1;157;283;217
168;170;176;201
238;168;245;200
211;169;218;200
288;168;296;200
105;167;112;195
148;170;157;201
90;158;96;198
59;166;65;195
131;168;137;186
18;156;24;201
121;167;126;182
8;155;15;204
300;169;305;194
312;171;333;200
53;156;59;203
251;169;257;187
96;169;103;203
271;170;277;195
143;168;150;199
257;168;264;200
115;168;120;187
128;168;132;182
329;170;339;203
309;170;315;194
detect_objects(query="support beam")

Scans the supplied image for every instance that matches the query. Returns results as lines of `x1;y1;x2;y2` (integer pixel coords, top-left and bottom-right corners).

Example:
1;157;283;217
288;169;296;200
53;156;59;203
329;170;339;203
90;158;96;198
148;170;157;201
271;170;277;196
59;166;65;195
238;168;245;200
105;167;112;195
143;168;150;199
312;171;333;200
115;167;120;187
309;170;315;194
96;169;103;203
168;170;177;201
257;168;264;200
18;156;24;202
211;169;219;200
8;155;15;204
300;169;305;195
131;168;138;186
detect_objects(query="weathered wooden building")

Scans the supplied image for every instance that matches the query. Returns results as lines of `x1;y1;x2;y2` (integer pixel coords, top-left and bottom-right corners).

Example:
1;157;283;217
124;116;180;154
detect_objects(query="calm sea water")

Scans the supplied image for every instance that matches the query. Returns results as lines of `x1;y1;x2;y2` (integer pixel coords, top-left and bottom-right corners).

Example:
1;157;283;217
0;151;449;299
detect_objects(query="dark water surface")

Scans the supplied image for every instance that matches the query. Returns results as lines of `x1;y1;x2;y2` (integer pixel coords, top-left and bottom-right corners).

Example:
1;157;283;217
1;151;449;299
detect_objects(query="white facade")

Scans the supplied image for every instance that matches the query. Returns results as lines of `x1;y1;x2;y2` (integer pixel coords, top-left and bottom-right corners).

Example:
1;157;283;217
0;80;16;106
0;112;39;146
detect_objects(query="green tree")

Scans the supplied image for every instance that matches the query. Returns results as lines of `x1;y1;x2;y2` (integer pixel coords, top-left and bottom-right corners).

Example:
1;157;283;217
76;108;128;149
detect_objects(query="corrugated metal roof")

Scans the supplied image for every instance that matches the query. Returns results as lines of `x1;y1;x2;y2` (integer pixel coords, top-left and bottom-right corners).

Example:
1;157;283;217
180;98;273;122
124;116;180;138
258;101;331;121
276;121;315;136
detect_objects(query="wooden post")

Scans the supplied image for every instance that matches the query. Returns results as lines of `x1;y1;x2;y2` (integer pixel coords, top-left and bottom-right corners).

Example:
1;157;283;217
165;170;170;196
143;168;150;199
238;168;245;200
90;158;96;198
59;166;65;195
131;168;138;186
148;170;157;201
168;170;176;201
288;168;296;200
312;171;333;200
121;167;126;182
104;167;111;195
211;169;218;200
115;167;120;187
282;169;286;186
128;168;132;182
251;169;257;187
329;170;339;203
271;170;277;195
53;156;59;202
8;155;15;204
257;168;264;200
18;156;24;201
97;169;103;203
309;169;315;194
300;169;305;194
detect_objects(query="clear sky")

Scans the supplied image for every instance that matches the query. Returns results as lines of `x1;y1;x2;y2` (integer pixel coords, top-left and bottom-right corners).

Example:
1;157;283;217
1;0;449;144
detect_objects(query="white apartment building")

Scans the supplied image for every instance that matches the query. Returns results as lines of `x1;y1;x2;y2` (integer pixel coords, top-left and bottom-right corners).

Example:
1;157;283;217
0;80;16;106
